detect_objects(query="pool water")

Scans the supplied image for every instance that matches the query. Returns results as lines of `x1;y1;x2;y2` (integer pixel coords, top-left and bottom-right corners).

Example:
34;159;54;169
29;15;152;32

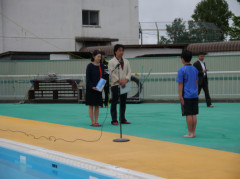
0;146;117;179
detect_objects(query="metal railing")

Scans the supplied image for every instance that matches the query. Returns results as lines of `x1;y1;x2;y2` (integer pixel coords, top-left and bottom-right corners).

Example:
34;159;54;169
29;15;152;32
0;71;239;101
141;71;240;99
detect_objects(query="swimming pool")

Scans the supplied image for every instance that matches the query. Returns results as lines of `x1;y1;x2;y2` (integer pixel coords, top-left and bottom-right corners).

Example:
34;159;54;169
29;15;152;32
0;138;161;179
0;145;117;179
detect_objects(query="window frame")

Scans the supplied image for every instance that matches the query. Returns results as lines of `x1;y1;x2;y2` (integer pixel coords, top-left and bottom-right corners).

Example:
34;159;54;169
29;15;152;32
82;10;100;27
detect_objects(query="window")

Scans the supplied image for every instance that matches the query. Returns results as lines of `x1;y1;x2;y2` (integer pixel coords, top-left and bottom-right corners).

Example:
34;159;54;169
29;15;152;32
82;10;99;26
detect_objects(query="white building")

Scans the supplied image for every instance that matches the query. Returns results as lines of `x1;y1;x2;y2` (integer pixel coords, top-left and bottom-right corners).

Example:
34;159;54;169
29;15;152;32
0;0;139;54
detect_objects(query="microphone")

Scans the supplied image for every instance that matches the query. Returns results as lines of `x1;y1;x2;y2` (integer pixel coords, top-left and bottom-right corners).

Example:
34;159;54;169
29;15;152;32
112;62;121;72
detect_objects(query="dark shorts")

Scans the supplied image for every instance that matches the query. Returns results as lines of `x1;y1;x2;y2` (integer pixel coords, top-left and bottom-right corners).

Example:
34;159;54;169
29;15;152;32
181;98;198;116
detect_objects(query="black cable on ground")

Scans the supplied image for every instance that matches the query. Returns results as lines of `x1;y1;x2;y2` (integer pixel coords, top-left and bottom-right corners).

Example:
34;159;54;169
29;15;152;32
0;108;109;143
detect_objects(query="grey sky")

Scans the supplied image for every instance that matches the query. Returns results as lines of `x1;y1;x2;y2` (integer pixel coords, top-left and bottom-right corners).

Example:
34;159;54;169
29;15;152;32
138;0;240;44
139;0;240;22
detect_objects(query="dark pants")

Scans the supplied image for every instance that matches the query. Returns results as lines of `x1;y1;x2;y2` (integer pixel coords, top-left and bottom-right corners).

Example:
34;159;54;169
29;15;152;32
198;78;212;106
103;81;110;107
111;85;127;123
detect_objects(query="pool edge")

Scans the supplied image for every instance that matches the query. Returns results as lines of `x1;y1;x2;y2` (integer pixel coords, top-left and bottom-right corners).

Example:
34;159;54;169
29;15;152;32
0;138;163;179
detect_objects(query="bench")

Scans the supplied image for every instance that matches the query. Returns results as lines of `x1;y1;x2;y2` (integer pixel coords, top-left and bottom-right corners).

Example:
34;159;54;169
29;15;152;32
28;79;83;102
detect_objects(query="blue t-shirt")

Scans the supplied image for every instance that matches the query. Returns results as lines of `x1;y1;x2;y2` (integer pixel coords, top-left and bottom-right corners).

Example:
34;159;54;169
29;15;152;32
176;65;198;99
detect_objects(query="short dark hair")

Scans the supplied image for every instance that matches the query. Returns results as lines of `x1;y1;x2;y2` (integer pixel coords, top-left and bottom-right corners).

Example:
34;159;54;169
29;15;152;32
181;50;192;62
114;44;124;56
100;51;105;55
91;50;101;62
198;52;206;56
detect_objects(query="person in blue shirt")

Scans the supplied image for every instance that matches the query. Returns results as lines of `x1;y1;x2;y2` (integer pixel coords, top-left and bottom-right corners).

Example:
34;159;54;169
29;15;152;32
177;50;199;138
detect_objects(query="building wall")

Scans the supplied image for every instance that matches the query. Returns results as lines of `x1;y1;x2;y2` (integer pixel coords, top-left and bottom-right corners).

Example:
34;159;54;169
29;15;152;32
0;0;3;53
81;0;139;45
0;55;240;75
208;51;240;55
124;48;182;58
1;0;139;53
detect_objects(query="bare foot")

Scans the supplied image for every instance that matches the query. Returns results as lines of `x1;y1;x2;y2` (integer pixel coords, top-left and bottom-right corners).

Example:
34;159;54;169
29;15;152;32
184;134;194;138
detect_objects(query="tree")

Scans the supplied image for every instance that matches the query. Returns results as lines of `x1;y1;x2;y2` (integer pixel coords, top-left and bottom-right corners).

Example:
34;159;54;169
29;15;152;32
189;21;222;42
229;16;240;40
188;20;206;43
159;36;171;44
228;0;240;40
192;0;232;40
159;18;189;44
159;19;222;44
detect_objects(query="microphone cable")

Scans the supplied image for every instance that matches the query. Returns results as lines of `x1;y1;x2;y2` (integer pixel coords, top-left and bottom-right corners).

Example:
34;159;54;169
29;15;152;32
0;107;109;143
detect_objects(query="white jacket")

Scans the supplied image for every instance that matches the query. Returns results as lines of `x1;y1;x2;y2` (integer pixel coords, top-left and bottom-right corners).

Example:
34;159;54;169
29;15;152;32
108;57;131;86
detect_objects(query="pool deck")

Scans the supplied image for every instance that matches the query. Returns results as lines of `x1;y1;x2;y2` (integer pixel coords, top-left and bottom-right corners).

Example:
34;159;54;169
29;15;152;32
1;114;240;179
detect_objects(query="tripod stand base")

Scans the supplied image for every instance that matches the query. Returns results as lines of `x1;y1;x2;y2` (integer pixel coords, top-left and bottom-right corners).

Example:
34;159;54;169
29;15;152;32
113;138;130;142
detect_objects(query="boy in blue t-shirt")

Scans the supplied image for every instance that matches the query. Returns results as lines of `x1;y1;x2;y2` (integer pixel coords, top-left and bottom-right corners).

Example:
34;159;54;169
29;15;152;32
177;50;199;138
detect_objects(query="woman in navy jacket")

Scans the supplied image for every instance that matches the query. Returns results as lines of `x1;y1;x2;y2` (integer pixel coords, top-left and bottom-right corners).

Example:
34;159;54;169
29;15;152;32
86;50;104;127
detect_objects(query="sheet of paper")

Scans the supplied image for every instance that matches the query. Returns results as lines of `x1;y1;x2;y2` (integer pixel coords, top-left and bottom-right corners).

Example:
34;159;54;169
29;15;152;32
120;82;131;94
96;78;106;92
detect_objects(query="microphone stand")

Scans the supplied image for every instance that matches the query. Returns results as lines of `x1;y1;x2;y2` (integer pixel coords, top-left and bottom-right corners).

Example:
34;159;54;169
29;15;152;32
111;62;130;142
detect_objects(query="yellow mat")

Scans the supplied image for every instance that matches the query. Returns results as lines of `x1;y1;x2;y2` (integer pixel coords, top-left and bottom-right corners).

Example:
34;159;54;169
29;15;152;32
0;115;239;179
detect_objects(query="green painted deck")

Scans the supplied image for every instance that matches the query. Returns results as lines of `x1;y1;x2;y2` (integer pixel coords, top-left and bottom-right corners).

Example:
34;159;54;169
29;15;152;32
0;103;239;153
